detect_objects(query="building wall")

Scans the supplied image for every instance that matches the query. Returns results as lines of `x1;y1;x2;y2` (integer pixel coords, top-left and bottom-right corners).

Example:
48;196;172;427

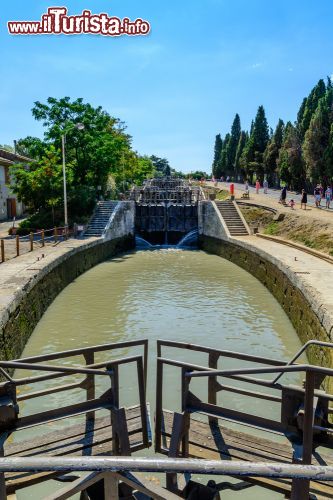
0;165;24;221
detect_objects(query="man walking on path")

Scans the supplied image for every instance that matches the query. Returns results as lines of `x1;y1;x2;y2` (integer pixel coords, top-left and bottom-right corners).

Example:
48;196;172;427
263;179;268;194
325;186;332;209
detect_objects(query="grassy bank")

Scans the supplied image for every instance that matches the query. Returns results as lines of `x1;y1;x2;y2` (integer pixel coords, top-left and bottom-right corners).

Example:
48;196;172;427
240;206;333;256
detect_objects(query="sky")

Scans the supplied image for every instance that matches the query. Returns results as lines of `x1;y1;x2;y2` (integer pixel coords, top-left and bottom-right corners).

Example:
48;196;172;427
1;0;333;173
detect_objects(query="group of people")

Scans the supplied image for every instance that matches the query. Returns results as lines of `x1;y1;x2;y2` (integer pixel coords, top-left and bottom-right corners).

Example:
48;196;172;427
252;180;332;211
313;184;332;209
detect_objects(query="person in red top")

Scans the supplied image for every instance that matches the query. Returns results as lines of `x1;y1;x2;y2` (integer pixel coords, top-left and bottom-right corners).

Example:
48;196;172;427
255;179;260;194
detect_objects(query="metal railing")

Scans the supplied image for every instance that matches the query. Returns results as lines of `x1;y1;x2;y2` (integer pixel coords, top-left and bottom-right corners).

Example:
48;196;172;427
0;457;333;500
0;340;149;498
0;226;74;263
156;340;333;499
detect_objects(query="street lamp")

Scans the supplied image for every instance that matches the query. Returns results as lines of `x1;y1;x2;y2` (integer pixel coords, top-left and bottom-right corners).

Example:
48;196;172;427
61;122;85;228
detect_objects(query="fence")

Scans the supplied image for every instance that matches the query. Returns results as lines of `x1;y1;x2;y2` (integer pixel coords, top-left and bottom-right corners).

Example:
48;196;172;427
155;340;333;499
0;226;73;263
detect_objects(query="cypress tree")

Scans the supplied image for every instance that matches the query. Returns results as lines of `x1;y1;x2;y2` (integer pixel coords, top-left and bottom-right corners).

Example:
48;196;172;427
303;98;331;183
217;133;230;178
212;134;223;177
226;114;241;175
263;119;284;185
299;79;326;139
235;131;248;180
278;122;304;189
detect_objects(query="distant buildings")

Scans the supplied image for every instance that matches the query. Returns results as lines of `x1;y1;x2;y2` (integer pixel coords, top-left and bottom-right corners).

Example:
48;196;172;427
0;148;31;221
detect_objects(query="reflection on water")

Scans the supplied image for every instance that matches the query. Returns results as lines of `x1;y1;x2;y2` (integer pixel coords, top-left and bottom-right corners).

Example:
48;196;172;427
16;249;303;499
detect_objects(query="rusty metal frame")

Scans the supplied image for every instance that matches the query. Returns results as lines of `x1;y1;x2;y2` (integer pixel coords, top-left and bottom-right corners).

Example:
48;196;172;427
156;340;333;499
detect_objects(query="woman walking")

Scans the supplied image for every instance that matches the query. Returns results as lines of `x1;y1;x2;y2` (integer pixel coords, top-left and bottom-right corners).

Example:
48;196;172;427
301;189;307;210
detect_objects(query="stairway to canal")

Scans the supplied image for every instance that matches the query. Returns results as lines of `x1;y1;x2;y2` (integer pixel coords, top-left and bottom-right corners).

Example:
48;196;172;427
84;201;119;237
214;200;250;236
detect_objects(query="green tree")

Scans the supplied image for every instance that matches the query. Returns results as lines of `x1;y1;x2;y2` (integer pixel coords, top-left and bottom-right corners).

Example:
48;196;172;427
225;114;241;175
298;79;326;139
150;156;171;176
303;98;331;183
234;131;248;179
212;134;222;177
240;106;269;182
263;119;284;185
277;122;304;189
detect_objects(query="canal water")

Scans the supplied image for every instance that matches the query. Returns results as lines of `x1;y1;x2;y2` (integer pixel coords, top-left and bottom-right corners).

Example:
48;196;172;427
16;249;303;499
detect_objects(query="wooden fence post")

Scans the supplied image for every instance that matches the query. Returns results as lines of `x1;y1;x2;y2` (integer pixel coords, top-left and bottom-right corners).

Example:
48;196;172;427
29;232;34;252
16;235;19;257
41;230;45;247
0;240;4;263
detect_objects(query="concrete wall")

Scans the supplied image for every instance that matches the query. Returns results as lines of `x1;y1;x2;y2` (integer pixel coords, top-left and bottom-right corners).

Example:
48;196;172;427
200;235;333;383
198;200;228;239
104;201;135;240
0;235;134;364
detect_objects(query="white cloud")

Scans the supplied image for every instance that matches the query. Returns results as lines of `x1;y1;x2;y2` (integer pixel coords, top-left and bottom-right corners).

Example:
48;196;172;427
251;62;263;69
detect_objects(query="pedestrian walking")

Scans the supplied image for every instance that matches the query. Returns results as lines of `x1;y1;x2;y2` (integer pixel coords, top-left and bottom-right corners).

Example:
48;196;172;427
325;187;331;208
300;189;307;210
255;179;260;194
314;184;321;208
279;186;287;204
263;179;268;194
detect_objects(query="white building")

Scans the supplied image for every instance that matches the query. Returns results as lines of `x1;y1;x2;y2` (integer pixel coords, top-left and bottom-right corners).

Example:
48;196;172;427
0;149;31;221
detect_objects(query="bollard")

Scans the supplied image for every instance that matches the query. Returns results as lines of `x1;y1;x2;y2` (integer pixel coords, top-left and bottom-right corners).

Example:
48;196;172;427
29;232;34;252
16;235;19;257
0;240;4;263
54;227;58;243
230;183;235;201
41;230;45;247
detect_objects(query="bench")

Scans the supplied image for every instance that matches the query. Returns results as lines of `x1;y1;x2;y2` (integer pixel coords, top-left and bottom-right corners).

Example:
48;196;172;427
241;191;250;199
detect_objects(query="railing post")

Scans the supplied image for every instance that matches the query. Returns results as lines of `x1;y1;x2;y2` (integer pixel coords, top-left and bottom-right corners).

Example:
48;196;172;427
208;352;219;426
29;232;34;252
84;352;95;422
0;240;4;263
0;446;6;500
155;358;163;453
54;227;58;243
16;234;19;257
41;230;45;247
104;472;119;500
291;370;315;499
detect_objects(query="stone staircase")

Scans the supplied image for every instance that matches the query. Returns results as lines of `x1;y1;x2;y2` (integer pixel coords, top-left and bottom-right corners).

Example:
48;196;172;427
84;201;119;237
214;200;250;236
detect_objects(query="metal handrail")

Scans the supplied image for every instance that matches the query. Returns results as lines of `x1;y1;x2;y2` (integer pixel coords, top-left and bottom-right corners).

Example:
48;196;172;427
272;340;333;384
0;456;332;481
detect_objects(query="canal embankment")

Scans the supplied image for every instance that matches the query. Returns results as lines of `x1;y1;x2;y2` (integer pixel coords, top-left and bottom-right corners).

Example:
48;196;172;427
0;202;135;363
199;225;333;374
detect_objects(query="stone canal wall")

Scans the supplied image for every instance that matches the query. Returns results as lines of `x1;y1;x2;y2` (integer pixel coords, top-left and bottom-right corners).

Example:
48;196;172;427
200;234;333;376
0;234;134;363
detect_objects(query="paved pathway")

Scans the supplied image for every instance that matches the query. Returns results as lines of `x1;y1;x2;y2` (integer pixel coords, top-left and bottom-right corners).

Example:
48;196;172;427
211;182;333;224
233;234;333;336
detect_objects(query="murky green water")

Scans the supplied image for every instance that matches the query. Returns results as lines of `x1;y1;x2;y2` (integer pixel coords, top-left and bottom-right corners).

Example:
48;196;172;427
16;249;303;499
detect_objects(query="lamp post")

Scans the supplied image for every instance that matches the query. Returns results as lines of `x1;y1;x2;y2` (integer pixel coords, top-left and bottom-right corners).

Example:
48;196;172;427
61;122;85;228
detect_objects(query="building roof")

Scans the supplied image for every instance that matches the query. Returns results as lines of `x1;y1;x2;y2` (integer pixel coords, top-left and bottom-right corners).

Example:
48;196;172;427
0;148;32;166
